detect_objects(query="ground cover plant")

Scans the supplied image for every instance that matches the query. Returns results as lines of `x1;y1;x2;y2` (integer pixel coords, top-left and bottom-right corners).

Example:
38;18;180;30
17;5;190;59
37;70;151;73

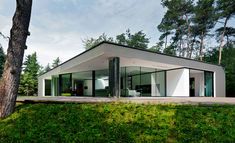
0;103;235;142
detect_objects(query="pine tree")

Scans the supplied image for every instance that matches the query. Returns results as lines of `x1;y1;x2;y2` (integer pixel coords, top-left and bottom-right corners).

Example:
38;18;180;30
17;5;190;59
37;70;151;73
216;0;235;64
82;33;114;50
19;52;40;96
193;0;216;61
83;30;150;49
0;44;5;78
158;0;194;57
44;63;51;73
52;57;61;68
116;29;149;49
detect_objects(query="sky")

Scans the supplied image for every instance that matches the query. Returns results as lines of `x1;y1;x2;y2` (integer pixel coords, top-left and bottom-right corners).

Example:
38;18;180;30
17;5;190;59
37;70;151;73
0;0;165;66
0;0;234;67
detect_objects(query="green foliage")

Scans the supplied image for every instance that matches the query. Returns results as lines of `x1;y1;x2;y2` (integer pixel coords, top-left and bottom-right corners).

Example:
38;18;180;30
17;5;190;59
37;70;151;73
148;45;162;52
116;29;150;49
163;45;176;56
204;45;235;96
18;73;37;96
215;27;235;44
22;52;40;77
82;33;114;50
51;57;61;68
83;29;149;50
43;63;51;73
19;52;40;96
1;103;235;142
193;0;216;34
0;44;5;78
158;0;194;57
216;0;235;20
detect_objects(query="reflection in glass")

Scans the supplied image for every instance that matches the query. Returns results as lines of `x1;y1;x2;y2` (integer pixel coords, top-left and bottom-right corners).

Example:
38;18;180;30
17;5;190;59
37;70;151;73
52;75;59;96
153;71;165;97
72;71;92;96
45;79;51;96
60;74;72;96
205;71;213;97
95;69;109;97
121;67;165;97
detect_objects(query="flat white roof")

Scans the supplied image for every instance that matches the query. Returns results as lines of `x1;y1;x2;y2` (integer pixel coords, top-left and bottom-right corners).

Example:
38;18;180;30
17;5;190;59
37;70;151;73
39;41;224;79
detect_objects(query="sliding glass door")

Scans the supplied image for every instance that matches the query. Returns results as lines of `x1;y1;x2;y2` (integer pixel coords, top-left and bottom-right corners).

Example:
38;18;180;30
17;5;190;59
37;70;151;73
204;71;214;97
59;74;72;96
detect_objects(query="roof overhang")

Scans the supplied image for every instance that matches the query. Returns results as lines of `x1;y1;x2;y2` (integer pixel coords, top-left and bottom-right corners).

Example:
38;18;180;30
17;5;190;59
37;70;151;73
39;41;223;79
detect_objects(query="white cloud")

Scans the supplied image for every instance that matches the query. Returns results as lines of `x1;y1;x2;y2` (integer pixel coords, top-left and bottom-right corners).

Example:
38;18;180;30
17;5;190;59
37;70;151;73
1;0;166;67
26;25;84;66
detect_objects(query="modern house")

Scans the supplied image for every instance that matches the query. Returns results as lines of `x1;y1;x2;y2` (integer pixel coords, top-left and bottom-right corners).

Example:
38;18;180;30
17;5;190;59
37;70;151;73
38;41;225;97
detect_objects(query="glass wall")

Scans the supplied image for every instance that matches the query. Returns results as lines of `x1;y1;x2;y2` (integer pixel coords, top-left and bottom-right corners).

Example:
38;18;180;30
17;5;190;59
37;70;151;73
95;69;109;97
121;66;166;97
52;75;59;96
72;71;93;96
51;67;166;97
205;71;213;97
140;67;156;97
154;71;166;97
121;67;140;97
45;79;52;96
59;74;72;96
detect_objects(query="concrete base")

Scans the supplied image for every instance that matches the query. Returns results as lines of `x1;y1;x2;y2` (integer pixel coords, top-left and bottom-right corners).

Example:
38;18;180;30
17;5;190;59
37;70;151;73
17;96;235;105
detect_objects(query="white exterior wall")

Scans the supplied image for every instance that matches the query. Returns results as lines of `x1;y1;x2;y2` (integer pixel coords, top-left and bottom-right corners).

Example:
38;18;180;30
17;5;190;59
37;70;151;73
38;77;44;96
167;69;189;97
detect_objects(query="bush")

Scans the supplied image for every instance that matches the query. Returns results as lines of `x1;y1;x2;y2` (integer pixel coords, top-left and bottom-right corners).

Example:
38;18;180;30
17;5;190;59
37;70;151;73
0;103;235;142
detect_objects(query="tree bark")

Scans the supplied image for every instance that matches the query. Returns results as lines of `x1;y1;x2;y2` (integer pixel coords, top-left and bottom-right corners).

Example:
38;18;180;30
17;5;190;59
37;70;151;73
218;17;228;65
199;31;204;61
189;35;196;59
185;14;191;58
165;33;167;50
0;0;32;118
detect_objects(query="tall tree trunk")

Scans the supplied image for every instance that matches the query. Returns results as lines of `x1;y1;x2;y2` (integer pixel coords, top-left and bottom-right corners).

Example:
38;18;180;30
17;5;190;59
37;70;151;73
189;35;196;59
0;0;32;118
226;34;229;47
185;14;191;58
199;31;204;61
165;33;167;50
180;37;185;57
218;17;228;65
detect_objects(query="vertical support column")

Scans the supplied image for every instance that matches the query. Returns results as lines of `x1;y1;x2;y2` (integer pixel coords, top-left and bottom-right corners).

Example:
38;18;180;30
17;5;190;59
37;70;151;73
92;70;96;97
109;57;120;98
164;71;167;97
59;74;62;96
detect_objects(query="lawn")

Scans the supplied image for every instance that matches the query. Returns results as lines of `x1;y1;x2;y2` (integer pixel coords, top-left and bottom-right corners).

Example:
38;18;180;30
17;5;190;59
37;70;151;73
0;103;235;143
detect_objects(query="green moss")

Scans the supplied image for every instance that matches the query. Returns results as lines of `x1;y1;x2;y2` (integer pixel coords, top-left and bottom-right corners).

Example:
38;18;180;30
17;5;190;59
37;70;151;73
0;103;235;142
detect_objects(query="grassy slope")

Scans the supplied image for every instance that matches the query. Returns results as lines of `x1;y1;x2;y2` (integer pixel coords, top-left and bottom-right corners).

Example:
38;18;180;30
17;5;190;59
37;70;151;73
0;103;235;143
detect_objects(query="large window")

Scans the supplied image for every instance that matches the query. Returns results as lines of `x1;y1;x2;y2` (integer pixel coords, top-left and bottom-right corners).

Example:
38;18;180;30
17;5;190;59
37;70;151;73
53;67;166;97
140;67;156;97
95;69;109;97
59;74;72;96
121;67;140;97
154;71;166;97
45;79;52;96
72;71;93;96
205;71;214;97
52;75;59;96
121;67;165;97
